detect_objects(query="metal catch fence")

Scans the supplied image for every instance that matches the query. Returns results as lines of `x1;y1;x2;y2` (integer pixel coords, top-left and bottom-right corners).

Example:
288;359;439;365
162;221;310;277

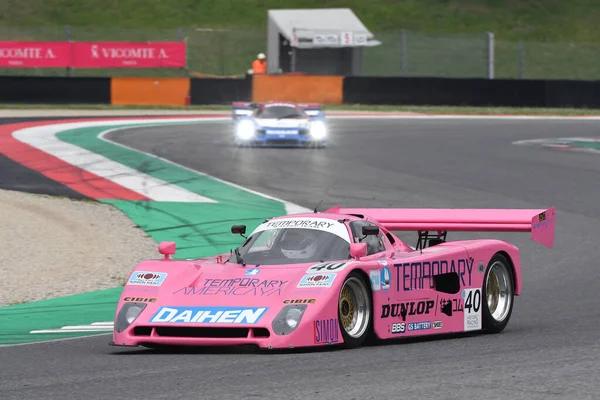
0;25;599;80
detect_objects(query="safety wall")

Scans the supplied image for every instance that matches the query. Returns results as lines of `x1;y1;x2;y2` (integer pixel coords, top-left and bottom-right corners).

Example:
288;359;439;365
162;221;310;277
0;77;111;104
251;75;343;104
341;77;600;108
111;77;190;106
190;78;252;104
1;75;600;108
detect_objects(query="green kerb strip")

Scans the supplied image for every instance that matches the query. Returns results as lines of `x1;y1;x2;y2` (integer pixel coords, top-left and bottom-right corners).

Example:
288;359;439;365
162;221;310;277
57;122;286;207
56;122;289;259
569;141;600;149
0;288;122;345
0;121;291;345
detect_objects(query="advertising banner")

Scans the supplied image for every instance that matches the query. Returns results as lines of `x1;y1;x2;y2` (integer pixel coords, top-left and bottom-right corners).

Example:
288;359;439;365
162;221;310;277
72;42;186;68
0;41;72;68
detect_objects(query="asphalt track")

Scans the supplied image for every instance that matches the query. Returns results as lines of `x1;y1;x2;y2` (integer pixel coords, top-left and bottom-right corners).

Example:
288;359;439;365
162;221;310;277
2;117;600;399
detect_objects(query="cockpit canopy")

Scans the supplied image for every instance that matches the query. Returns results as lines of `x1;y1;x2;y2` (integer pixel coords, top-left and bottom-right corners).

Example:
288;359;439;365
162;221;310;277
230;217;389;265
254;104;307;119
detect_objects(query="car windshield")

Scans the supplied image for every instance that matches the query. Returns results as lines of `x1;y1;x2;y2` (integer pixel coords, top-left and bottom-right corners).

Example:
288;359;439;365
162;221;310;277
230;227;351;265
255;105;305;119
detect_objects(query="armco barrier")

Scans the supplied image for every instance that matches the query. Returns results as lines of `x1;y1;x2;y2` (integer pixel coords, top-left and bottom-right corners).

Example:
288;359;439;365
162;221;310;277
342;77;548;107
0;77;110;104
190;77;252;104
252;75;343;104
111;77;190;106
2;75;600;108
544;80;600;108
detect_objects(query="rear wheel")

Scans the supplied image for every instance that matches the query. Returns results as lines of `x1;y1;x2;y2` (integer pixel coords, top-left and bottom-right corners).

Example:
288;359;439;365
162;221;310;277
482;253;514;333
338;271;372;348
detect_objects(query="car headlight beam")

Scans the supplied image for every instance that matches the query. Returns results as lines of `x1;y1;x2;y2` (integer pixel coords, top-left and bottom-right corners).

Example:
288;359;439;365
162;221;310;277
310;121;327;140
272;304;307;335
236;120;255;139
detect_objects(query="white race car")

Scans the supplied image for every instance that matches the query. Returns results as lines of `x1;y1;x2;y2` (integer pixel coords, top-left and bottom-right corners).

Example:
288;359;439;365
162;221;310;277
231;101;328;148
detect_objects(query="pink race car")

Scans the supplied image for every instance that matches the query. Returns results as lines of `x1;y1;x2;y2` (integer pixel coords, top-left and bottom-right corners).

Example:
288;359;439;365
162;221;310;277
110;206;555;350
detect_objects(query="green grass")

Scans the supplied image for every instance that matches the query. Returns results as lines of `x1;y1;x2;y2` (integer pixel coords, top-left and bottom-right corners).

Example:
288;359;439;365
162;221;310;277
2;0;599;41
3;103;600;115
1;0;600;79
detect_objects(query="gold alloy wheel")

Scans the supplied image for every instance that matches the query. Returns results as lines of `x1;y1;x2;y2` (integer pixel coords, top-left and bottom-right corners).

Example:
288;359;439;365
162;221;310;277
338;276;371;338
485;260;513;322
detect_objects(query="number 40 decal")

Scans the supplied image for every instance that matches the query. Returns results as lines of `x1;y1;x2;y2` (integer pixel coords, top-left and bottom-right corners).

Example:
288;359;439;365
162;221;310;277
306;262;349;273
465;288;481;313
463;288;482;331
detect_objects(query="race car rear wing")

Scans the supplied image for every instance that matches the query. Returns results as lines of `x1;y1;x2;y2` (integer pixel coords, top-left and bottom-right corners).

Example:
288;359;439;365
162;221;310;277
231;102;322;119
326;206;556;248
232;102;259;119
297;103;322;117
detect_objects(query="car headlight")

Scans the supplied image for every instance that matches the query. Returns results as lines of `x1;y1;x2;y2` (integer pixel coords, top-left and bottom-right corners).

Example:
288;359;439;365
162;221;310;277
115;302;147;333
272;304;307;335
236;120;255;139
286;308;303;328
310;121;327;139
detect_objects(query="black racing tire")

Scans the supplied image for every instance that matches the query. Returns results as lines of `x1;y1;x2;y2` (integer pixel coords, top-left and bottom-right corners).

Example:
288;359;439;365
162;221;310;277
481;253;515;334
337;271;373;349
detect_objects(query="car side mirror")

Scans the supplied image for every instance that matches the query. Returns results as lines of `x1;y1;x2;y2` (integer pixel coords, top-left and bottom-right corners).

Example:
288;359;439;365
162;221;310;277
231;225;247;237
362;226;380;236
158;241;176;260
350;243;367;260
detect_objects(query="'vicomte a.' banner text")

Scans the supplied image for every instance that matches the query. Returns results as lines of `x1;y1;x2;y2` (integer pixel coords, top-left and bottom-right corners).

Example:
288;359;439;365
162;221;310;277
0;41;186;68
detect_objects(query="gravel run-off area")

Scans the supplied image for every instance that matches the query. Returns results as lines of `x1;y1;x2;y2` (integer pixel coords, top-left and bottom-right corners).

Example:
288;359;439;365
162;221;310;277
0;109;183;307
0;189;158;306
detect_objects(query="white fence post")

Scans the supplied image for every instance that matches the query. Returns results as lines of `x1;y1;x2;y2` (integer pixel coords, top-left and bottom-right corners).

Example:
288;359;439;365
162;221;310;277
401;29;408;76
518;40;525;79
487;32;495;79
291;27;297;72
65;25;71;77
178;28;185;77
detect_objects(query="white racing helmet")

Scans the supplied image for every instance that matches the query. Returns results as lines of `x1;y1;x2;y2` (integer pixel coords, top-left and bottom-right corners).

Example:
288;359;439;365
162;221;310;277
257;53;266;60
279;229;317;259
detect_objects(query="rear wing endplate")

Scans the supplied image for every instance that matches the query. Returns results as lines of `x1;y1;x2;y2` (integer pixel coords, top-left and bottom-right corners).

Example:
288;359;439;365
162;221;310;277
231;102;322;119
232;102;259;119
326;206;556;248
298;103;322;117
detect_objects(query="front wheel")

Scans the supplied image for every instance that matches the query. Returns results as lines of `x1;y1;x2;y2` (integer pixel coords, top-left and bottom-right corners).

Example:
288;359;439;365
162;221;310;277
338;271;373;348
482;253;515;333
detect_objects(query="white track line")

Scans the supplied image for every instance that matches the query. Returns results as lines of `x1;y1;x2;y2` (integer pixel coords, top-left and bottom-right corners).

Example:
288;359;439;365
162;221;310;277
30;321;114;334
12;117;313;213
97;125;311;215
0;333;113;348
12;118;226;202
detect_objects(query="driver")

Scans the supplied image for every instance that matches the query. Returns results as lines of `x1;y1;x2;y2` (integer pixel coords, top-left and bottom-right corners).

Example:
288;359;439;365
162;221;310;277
279;229;318;260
